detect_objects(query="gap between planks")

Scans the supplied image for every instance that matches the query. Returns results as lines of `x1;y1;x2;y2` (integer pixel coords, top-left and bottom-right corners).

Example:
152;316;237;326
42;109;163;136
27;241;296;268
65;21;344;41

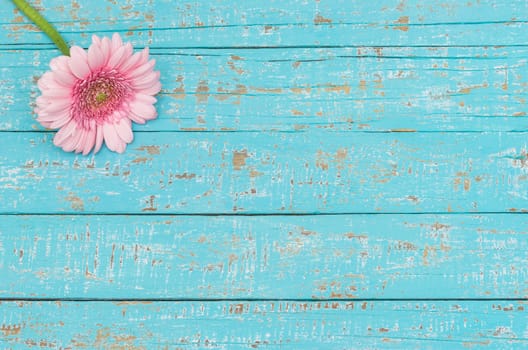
2;212;528;216
2;298;528;302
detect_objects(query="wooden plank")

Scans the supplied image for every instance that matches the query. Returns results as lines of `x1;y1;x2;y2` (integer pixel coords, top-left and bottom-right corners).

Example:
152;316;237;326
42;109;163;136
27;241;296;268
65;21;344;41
1;131;528;214
1;46;528;132
2;0;528;48
1;214;527;299
3;0;527;28
1;300;527;349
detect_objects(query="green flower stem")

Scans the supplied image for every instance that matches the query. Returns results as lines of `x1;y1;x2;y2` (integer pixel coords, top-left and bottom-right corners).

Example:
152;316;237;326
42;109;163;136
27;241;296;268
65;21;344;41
11;0;70;55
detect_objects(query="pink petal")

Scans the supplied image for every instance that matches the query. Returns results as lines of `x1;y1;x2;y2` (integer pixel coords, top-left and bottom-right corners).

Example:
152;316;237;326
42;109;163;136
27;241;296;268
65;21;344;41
48;112;71;129
134;93;157;104
138;47;150;64
128;111;146;124
39;107;71;119
114;43;133;69
103;122;121;152
100;37;112;66
56;125;81;152
47;98;71;109
91;35;101;46
107;110;122;124
122;48;150;75
143;112;157;121
74;128;88;153
41;97;71;113
111;33;123;51
106;45;127;69
121;116;132;128
42;87;71;98
37;111;59;123
38;104;57;115
118;50;144;73
54;119;78;145
36;112;53;128
55;134;72;150
37;116;56;125
118;141;126;153
114;118;133;143
37;72;57;90
88;41;105;72
69;46;91;79
83;128;97;155
141;81;162;95
49;56;70;72
130;100;156;120
62;132;79;152
128;59;156;80
131;71;161;90
36;95;51;107
94;126;104;154
53;69;77;86
39;121;52;129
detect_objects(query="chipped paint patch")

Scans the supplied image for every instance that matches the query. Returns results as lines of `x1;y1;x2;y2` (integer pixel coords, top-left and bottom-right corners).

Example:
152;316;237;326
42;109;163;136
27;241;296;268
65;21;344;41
314;14;332;24
195;80;210;103
393;16;409;31
142;195;157;212
232;150;249;170
136;145;160;155
65;193;84;211
1;323;23;336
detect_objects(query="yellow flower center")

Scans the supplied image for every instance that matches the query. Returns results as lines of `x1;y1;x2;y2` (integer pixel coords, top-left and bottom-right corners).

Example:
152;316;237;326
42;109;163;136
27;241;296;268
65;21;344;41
95;92;108;104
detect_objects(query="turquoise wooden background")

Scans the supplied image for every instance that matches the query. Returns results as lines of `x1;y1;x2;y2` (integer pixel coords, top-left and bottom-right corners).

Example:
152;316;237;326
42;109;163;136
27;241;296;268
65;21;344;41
1;0;528;348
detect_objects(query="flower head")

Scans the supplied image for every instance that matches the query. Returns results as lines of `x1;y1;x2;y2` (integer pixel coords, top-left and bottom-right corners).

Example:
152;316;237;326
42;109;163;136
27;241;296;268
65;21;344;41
35;33;161;154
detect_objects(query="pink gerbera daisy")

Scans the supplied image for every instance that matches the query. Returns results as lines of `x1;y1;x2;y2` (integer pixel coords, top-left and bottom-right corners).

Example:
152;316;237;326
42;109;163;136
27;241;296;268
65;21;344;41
35;33;161;154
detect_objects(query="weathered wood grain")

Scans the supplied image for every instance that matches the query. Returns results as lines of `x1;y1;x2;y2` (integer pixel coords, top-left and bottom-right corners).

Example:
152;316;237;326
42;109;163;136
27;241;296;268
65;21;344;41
3;0;527;28
2;0;528;48
1;46;527;132
2;1;526;348
1;131;528;214
2;300;527;349
1;214;528;299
